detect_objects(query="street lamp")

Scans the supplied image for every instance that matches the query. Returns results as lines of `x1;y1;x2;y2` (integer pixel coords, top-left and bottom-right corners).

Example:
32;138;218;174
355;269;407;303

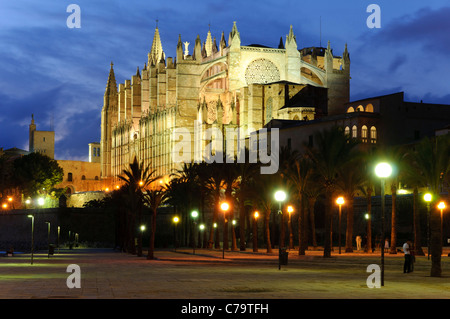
37;197;45;207
287;206;294;250
375;162;392;287
424;193;432;260
137;225;146;257
45;221;51;258
57;226;61;254
220;202;230;259
173;216;179;251
191;210;198;255
27;215;34;265
274;190;287;270
438;201;446;245
336;197;345;254
253;211;259;252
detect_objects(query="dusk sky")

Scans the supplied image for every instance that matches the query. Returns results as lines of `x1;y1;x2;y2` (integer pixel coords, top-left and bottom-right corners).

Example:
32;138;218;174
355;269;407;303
1;0;449;161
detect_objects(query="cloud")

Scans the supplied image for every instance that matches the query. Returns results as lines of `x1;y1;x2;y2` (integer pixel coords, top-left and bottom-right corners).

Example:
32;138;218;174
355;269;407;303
372;6;450;54
350;6;450;103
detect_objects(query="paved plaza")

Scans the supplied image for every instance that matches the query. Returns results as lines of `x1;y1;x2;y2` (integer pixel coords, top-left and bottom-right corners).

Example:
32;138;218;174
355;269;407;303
0;246;449;302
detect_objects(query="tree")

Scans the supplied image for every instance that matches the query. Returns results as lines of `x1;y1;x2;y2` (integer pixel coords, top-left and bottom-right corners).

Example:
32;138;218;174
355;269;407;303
117;157;158;255
404;135;450;277
13;152;63;198
144;186;167;260
286;155;313;255
235;151;260;251
305;127;359;258
336;153;365;253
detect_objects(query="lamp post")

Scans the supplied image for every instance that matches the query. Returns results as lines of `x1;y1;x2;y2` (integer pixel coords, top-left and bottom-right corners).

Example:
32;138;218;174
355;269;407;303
8;196;14;210
45;221;50;258
220;202;230;259
287;205;294;250
336;197;345;254
138;225;146;257
274;190;287;270
375;162;392;287
253;211;259;252
438;201;446;247
424;193;432;260
27;215;34;265
191;211;199;255
173;216;179;251
57;226;60;254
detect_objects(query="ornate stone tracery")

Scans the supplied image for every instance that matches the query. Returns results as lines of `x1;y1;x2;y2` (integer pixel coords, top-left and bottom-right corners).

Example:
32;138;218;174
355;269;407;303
245;58;280;85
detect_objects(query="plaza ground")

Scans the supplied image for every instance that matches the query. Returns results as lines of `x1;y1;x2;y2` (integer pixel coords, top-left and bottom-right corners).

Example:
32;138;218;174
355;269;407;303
0;246;449;302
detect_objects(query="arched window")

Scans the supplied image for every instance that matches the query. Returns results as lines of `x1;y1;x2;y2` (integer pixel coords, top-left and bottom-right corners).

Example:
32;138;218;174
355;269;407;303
361;125;368;143
67;173;73;182
347;107;354;113
352;125;357;138
81;175;86;180
356;105;364;112
365;103;374;112
370;126;377;144
344;126;350;136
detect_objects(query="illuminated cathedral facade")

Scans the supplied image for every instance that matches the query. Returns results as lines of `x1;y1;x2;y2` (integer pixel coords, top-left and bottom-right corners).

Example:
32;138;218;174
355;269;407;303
100;22;350;186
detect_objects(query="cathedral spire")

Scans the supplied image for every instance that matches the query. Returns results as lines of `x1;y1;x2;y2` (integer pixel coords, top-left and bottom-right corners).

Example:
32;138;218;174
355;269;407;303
285;25;297;48
149;25;165;66
205;28;213;57
220;31;227;51
105;61;117;96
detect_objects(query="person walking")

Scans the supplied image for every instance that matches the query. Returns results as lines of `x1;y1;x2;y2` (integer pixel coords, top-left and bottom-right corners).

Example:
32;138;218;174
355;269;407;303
403;240;412;273
384;238;390;253
356;235;362;251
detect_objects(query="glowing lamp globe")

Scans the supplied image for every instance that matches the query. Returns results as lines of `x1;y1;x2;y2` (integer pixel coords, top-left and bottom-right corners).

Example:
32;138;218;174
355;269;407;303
274;190;286;202
375;163;392;178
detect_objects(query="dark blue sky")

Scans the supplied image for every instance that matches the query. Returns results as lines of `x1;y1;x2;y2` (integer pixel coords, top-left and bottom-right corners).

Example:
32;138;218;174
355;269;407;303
1;0;449;160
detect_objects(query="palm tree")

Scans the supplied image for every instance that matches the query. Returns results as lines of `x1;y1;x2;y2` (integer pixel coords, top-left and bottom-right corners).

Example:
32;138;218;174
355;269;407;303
202;161;226;249
170;163;201;247
303;178;323;249
404;135;450;277
253;173;277;253
144;186;167;260
305;126;359;258
235;151;260;251
336;154;365;253
286;156;313;255
221;156;240;251
118;156;158;255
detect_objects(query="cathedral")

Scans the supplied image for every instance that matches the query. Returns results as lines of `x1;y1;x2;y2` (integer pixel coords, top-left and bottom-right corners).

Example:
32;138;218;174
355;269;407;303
100;22;350;187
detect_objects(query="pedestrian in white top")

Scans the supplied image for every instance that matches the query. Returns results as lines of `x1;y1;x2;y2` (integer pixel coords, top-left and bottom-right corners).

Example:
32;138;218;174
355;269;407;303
403;240;411;273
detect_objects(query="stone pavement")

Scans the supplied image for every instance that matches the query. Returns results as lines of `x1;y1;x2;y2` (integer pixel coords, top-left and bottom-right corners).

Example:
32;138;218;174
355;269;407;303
0;246;449;302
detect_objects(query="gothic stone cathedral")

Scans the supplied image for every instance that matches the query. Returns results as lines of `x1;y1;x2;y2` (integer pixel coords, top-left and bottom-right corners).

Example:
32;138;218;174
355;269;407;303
100;22;350;186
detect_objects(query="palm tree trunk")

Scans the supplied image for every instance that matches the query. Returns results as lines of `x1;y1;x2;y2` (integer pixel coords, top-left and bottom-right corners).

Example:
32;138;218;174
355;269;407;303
239;195;246;251
298;200;305;255
309;197;317;248
413;187;425;256
302;198;309;252
265;209;272;253
366;187;373;253
147;208;157;260
390;187;397;254
430;207;442;277
345;197;354;253
323;190;332;258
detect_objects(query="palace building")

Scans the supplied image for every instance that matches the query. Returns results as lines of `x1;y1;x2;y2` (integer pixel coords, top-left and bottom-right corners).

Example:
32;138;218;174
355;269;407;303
100;22;351;186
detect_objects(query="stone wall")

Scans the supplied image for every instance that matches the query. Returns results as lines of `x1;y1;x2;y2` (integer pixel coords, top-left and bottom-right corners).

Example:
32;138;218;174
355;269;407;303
66;191;106;208
0;207;116;252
